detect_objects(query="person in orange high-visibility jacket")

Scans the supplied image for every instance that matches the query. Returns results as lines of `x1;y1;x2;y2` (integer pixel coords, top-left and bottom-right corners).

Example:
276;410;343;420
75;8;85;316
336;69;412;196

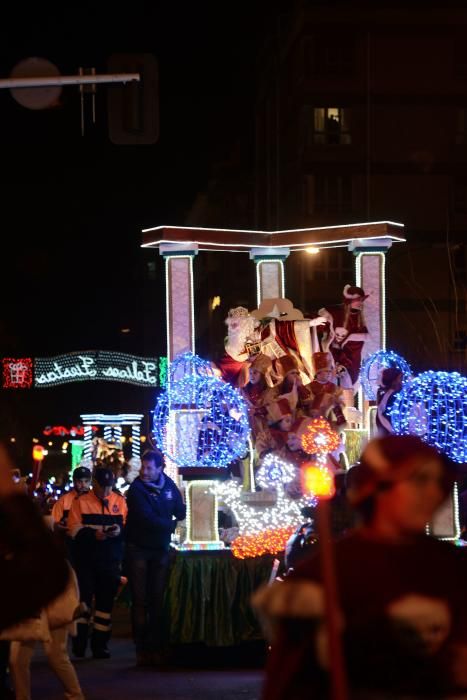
52;467;92;529
52;466;92;567
67;467;127;660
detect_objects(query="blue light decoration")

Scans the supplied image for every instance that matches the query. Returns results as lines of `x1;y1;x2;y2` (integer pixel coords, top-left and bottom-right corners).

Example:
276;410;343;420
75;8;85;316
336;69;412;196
153;353;250;468
390;371;467;463
256;454;298;489
360;349;412;401
168;351;216;383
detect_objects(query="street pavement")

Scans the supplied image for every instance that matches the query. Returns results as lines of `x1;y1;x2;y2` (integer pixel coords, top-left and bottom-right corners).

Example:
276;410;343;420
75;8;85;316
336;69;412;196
22;605;265;700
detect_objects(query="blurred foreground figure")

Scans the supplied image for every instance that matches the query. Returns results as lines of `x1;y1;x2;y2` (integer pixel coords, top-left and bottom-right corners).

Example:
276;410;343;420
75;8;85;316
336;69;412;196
0;445;68;697
0;445;68;632
254;435;467;699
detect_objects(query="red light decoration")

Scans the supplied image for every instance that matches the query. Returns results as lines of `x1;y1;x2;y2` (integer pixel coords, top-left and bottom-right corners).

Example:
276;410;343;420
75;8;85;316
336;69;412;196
302;463;335;499
42;425;98;437
231;526;296;559
2;358;33;389
301;417;340;455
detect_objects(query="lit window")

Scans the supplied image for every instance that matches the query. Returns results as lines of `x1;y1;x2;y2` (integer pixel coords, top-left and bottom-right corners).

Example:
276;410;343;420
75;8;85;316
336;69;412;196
313;107;351;145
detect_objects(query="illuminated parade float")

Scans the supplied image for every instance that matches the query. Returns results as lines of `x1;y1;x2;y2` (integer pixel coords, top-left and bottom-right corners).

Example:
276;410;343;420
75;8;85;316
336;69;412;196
143;220;466;553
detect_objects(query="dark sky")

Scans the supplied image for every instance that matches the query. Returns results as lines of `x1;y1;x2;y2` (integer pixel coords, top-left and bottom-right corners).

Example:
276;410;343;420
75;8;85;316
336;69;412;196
0;2;261;451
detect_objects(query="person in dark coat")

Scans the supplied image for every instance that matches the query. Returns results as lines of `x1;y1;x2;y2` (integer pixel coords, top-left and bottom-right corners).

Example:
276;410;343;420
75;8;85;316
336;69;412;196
254;435;467;699
125;449;186;666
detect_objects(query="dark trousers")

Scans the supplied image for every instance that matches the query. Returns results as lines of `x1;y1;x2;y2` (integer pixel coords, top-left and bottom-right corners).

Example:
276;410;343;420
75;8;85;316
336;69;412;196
74;561;121;653
126;545;170;653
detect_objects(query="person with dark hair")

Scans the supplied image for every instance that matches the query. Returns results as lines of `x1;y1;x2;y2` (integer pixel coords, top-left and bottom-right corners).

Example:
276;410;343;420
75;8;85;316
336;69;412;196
52;466;92;533
125;448;185;667
254;435;467;699
67;467;127;659
376;367;403;435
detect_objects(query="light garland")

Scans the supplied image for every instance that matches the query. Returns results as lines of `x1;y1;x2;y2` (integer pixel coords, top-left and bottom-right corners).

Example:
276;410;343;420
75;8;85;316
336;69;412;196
390;371;467;463
159;357;168;387
169;351;215;383
215;454;316;538
360;349;412;401
34;351;161;388
301;418;341;455
231;526;296;559
153;355;250;468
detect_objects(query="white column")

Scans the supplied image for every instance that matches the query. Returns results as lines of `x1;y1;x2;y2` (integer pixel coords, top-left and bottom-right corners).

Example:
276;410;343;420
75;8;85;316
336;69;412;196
250;247;289;305
160;244;197;363
131;421;141;460
349;238;393;356
82;424;93;463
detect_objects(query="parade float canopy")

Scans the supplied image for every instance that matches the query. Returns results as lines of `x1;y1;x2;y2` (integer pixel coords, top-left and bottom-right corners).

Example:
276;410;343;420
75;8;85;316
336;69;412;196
141;220;405;252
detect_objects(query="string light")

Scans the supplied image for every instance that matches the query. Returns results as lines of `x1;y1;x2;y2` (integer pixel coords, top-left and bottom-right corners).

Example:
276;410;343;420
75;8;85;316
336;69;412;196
231;526;296;559
34;351;160;388
2;358;33;389
390;371;467;463
215;454;316;539
153;354;250;468
168;351;215;383
301;418;341;455
159;357;168;387
360;349;412;401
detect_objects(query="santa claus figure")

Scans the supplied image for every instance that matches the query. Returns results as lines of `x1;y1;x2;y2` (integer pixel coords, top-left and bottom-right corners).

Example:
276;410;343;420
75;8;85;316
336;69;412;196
318;285;369;390
217;306;258;387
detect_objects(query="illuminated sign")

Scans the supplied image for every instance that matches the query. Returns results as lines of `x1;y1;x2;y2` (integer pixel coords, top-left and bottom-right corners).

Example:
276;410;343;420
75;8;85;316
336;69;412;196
34;352;163;388
2;358;33;389
43;425;98;437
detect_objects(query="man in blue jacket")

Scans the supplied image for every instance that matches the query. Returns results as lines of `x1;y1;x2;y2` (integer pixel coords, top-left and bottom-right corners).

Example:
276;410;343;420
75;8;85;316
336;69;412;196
125;448;186;667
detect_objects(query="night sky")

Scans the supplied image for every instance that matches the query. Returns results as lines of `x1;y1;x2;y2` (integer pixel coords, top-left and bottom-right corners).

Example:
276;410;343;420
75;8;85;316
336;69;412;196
0;2;260;458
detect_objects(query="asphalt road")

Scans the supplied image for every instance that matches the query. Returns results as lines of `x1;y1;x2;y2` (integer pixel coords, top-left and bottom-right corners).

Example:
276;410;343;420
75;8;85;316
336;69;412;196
20;604;265;700
27;638;264;700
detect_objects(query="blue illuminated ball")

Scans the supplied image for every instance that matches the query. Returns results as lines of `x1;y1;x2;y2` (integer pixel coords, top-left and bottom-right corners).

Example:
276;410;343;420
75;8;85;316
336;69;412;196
390;371;467;463
153;371;250;468
360;350;412;401
169;351;216;383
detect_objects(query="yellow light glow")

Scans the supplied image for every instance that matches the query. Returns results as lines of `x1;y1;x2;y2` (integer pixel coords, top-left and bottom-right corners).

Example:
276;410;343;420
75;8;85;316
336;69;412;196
10;437;16;443
48;441;53;446
121;436;126;443
302;464;335;499
140;436;147;442
32;438;39;444
211;295;221;310
305;247;320;255
32;445;45;462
